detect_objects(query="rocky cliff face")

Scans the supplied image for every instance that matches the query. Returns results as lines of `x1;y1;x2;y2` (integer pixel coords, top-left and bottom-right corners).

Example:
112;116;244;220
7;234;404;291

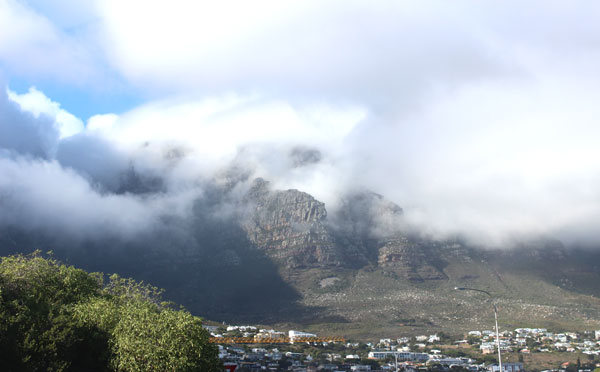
236;180;448;279
3;174;600;330
240;179;343;268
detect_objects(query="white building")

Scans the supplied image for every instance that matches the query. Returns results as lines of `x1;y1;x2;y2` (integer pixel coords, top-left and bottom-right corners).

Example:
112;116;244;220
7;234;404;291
429;357;473;366
428;334;440;343
288;331;317;338
217;345;228;359
289;330;317;340
480;343;495;354
226;325;257;332
367;352;428;362
488;362;523;372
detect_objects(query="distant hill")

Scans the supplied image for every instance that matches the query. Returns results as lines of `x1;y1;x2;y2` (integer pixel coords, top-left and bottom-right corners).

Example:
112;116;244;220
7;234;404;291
2;177;600;339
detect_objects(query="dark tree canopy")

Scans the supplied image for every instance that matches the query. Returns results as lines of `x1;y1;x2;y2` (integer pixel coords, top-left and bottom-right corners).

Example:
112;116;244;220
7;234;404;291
0;252;222;372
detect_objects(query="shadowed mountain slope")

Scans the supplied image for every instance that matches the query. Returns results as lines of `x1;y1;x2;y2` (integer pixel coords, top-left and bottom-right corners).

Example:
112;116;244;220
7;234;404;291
2;177;600;337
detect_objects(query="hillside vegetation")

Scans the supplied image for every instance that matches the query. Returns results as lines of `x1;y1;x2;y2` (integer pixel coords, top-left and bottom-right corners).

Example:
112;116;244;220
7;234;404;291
0;252;221;372
2;180;600;340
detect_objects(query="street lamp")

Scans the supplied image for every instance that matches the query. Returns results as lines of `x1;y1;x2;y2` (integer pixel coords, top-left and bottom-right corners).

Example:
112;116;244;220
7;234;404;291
455;287;502;372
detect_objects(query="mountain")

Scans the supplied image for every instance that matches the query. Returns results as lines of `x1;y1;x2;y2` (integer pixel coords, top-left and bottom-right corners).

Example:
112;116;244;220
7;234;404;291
2;177;600;338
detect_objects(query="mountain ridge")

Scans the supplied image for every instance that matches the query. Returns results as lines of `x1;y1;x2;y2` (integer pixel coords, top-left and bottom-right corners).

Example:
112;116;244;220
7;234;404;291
1;177;600;337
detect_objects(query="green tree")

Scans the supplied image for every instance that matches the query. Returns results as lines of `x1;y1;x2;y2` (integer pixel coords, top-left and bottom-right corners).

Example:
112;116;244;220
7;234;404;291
113;302;219;371
1;252;221;372
74;275;223;372
0;252;110;371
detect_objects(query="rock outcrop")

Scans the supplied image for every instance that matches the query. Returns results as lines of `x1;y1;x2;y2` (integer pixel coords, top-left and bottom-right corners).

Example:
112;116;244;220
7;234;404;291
238;181;448;279
240;179;343;268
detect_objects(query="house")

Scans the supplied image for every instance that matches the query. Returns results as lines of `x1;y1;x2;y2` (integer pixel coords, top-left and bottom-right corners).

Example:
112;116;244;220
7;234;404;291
480;343;495;354
266;350;282;360
318;364;338;371
428;334;440;343
255;330;286;342
429;357;473;367
227;325;257;332
350;366;371;371
203;325;220;333
289;330;317;341
367;351;428;362
368;351;395;360
218;345;229;359
488;362;523;372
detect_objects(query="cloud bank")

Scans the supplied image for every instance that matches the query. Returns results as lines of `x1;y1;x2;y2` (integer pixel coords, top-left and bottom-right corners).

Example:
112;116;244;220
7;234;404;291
2;1;600;248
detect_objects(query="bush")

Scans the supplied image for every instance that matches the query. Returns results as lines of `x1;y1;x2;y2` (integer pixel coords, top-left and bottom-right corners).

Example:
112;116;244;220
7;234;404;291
0;252;221;372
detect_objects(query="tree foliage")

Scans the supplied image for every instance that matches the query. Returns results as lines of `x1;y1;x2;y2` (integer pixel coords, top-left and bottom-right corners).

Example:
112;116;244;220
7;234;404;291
0;252;221;372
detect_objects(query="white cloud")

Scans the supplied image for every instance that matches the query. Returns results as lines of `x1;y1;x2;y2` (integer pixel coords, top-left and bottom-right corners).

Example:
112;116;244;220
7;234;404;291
0;156;198;238
87;113;118;132
0;0;98;84
351;75;600;246
3;1;600;247
95;0;508;103
0;82;58;158
8;86;84;138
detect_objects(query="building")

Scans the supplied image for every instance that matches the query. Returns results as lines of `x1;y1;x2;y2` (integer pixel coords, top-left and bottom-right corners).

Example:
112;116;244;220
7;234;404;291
289;330;317;341
429;357;473;367
254;330;286;341
367;352;428;362
203;325;220;333
488;362;523;372
350;366;371;371
428;334;441;343
480;343;495;355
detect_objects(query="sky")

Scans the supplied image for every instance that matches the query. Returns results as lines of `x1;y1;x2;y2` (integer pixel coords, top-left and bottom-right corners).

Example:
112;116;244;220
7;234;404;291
2;0;600;247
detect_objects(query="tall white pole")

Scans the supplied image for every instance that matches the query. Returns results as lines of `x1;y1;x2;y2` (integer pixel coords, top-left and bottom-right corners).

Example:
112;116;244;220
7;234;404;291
493;303;502;372
455;287;502;371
